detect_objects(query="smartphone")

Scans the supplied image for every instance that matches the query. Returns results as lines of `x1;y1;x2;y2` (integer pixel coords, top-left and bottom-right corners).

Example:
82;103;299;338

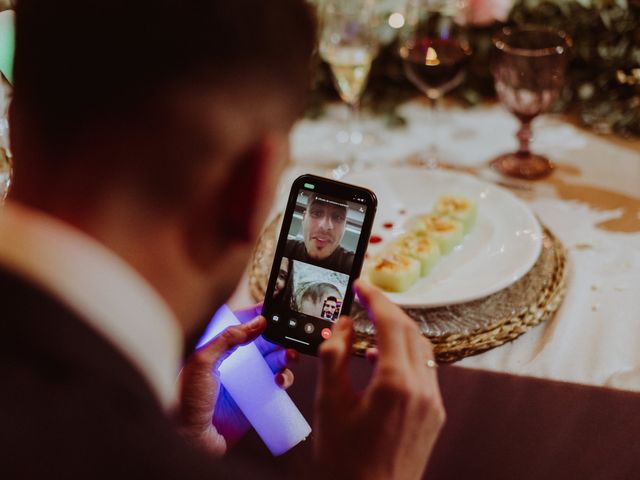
261;174;377;355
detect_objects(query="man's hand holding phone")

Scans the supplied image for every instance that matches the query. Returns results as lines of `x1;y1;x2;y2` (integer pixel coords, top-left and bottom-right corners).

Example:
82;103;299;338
177;305;298;456
262;174;377;355
314;280;446;480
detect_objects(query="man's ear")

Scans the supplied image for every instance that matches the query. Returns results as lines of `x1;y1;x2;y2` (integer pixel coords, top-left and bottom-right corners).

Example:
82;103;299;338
184;135;283;271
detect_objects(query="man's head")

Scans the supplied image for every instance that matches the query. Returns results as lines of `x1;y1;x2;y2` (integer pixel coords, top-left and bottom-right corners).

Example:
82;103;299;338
11;1;314;205
9;0;315;347
297;283;341;319
321;296;338;320
301;193;348;260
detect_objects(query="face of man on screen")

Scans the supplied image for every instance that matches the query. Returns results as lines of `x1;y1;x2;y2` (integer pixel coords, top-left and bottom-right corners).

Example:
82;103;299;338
301;197;347;260
322;298;338;319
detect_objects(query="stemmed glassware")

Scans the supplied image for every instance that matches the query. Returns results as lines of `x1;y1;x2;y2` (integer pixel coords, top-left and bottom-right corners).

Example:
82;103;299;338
319;0;378;177
399;0;471;168
0;74;11;202
489;25;570;179
0;148;10;202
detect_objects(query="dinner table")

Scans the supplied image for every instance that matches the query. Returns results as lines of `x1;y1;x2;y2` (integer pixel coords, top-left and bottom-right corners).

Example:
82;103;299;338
227;100;640;479
0;2;636;478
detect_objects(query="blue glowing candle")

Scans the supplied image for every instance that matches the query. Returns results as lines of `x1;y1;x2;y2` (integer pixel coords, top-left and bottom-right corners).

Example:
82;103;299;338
197;305;312;456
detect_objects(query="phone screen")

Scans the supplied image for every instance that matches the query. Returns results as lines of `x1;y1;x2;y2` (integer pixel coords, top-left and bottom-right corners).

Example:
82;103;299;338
262;174;377;355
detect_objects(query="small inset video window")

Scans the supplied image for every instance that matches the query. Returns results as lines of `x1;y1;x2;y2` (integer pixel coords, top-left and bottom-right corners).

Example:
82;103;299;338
279;259;349;322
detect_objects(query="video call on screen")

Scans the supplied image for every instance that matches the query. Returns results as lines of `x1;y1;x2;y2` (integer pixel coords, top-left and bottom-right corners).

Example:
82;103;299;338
272;189;367;323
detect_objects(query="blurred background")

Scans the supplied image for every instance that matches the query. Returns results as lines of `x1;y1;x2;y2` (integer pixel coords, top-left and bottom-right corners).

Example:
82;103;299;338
308;0;639;137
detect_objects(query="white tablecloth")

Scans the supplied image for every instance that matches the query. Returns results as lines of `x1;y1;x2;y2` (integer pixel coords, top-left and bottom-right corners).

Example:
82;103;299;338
230;101;640;392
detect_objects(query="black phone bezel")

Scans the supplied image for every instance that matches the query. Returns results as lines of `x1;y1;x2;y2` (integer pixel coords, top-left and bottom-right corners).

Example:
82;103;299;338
261;174;377;355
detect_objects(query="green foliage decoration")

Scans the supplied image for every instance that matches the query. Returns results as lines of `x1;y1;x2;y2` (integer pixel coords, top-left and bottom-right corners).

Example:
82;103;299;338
309;0;640;137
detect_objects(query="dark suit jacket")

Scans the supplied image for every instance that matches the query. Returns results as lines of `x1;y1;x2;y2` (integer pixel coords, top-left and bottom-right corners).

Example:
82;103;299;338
0;269;274;479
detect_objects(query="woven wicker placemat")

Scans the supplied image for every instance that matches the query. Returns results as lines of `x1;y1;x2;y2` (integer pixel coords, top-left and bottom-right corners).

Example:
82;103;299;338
249;215;567;363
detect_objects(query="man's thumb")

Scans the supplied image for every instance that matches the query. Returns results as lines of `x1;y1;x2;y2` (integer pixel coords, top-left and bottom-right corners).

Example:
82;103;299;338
198;316;266;369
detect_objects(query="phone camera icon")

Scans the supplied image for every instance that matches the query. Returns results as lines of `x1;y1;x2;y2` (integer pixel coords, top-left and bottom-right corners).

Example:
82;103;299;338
272;315;280;323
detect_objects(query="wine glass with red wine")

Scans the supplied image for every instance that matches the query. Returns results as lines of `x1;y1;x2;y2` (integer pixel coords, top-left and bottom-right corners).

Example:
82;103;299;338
489;25;570;179
399;0;471;168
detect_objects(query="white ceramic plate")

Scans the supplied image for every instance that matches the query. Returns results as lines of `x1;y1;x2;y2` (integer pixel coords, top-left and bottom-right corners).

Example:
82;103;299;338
346;168;542;307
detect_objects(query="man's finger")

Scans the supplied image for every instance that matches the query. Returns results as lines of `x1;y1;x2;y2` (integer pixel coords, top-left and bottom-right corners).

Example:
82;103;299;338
354;280;410;362
254;332;285;357
275;368;294;389
196;316;266;368
317;316;354;404
264;348;299;374
407;331;436;373
365;347;379;365
234;304;263;324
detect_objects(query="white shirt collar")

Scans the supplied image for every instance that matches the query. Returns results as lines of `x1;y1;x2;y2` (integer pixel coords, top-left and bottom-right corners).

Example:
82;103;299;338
0;201;183;410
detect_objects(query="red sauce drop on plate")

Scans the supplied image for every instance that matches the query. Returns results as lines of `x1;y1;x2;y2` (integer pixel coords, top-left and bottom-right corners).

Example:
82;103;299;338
369;235;383;244
399;209;406;215
383;222;394;229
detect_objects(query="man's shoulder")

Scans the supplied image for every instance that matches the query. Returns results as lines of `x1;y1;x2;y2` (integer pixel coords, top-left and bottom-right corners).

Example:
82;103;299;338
0;267;167;414
0;269;160;394
0;269;245;480
0;367;225;479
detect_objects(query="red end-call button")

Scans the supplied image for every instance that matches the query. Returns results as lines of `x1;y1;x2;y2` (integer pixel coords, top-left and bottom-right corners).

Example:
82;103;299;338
321;328;332;340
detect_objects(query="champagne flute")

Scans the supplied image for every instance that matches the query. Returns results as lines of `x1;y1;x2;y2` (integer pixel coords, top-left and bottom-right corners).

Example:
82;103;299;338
399;0;471;168
319;0;378;177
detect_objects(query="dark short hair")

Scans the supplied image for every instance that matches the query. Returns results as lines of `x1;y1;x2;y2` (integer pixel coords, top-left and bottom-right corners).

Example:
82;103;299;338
325;296;337;304
307;193;348;214
11;0;316;203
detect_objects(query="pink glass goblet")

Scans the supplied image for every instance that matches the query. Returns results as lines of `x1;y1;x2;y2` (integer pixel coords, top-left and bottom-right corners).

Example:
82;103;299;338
490;25;570;180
